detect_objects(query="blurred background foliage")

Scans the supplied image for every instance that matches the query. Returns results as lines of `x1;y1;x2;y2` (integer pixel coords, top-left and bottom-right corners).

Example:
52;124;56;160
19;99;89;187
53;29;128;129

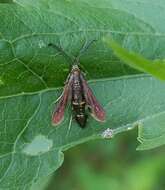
32;129;165;190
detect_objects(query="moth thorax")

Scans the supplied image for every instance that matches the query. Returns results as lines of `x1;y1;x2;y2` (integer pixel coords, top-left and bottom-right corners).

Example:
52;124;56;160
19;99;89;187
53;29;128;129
72;65;80;71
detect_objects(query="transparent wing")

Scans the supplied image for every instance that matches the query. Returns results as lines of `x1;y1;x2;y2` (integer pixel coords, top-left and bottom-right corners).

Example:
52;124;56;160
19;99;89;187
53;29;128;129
52;75;73;126
80;74;106;122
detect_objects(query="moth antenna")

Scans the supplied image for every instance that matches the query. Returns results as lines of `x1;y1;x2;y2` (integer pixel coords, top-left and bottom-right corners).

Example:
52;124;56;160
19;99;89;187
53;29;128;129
48;43;75;67
74;39;97;65
48;40;97;67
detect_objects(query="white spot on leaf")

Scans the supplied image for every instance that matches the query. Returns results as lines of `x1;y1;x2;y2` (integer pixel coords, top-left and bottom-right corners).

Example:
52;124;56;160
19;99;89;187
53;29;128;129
22;135;53;156
0;77;4;86
38;40;46;48
101;128;113;139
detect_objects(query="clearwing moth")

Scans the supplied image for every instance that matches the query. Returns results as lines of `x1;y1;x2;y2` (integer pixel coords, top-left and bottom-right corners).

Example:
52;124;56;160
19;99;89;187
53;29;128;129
49;41;106;128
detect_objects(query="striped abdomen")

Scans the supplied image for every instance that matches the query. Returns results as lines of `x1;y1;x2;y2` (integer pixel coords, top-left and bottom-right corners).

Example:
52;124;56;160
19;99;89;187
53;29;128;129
72;70;87;127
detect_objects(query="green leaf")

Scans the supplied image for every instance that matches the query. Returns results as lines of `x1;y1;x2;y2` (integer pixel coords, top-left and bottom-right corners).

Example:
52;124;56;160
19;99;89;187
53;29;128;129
1;0;165;96
1;75;165;189
104;37;165;80
1;0;165;189
137;113;165;150
0;0;13;3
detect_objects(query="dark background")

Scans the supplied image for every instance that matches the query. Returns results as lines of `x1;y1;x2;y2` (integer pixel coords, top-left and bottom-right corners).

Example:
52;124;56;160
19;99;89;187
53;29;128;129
43;129;165;190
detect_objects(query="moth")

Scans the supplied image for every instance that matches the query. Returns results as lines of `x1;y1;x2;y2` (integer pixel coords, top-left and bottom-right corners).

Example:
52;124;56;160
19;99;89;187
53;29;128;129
49;41;106;128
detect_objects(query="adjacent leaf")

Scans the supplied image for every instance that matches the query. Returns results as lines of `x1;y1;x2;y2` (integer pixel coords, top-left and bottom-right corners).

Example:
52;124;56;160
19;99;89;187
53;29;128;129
104;37;165;80
137;113;165;150
1;75;165;189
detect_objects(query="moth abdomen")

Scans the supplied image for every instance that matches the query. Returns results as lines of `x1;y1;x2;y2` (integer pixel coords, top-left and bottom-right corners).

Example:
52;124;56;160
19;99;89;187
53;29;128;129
72;101;87;128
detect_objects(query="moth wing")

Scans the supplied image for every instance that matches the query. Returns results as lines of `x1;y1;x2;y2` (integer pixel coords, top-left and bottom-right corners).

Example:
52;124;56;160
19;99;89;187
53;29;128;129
80;74;106;122
52;76;73;126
